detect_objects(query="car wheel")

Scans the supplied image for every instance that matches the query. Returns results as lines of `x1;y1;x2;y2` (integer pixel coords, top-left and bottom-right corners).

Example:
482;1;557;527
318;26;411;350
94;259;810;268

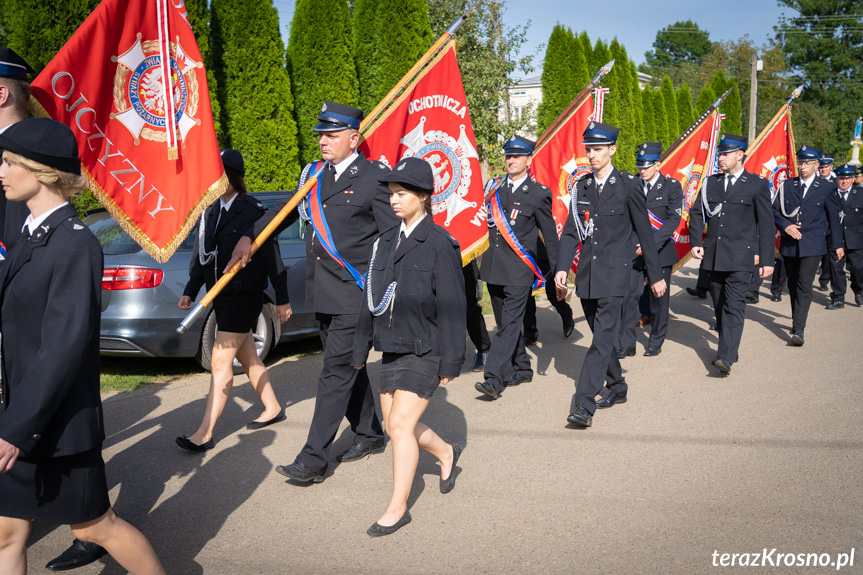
195;304;276;374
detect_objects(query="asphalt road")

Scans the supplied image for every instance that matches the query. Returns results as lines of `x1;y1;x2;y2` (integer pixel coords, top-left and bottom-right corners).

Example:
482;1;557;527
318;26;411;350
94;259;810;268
25;260;863;574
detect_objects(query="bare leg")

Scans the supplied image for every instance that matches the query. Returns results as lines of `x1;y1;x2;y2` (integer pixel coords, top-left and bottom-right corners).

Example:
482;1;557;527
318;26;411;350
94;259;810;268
0;516;30;575
187;330;246;445
377;390;450;527
234;332;282;422
71;508;164;575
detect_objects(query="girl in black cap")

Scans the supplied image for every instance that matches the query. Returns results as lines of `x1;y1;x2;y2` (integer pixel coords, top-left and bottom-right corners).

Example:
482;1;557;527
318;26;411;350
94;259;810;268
352;157;466;536
177;149;291;451
0;118;164;573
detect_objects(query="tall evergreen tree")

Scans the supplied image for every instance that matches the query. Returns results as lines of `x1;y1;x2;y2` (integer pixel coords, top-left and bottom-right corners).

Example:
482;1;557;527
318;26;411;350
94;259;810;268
213;0;300;190
185;0;222;143
287;0;359;162
372;0;433;110
5;0;101;74
660;75;678;142
609;39;637;172
695;84;716;116
592;39;615;126
578;31;593;73
627;60;646;144
641;89;657;143
675;82;696;134
537;25;586;134
353;0;381;113
708;71;742;135
652;88;673;150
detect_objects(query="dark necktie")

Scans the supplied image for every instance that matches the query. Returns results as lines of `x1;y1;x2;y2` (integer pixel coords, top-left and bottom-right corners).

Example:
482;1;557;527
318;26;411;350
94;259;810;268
597;181;604;196
325;164;336;189
216;206;227;229
643;181;651;197
724;174;732;192
396;230;407;253
800;179;808;199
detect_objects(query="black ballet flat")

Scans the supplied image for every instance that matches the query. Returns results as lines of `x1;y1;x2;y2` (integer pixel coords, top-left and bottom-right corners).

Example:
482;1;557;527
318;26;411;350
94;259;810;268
246;411;287;430
440;444;462;494
367;511;412;537
175;435;214;452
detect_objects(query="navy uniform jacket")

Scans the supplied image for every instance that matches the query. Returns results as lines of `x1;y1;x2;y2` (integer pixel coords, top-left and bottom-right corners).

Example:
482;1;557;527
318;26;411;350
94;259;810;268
480;176;559;287
0;192;29;256
251;152;398;316
352;216;466;378
773;176;843;258
0;204;104;458
837;184;863;250
636;173;683;269
689;170;775;271
556;166;663;299
184;193;288;304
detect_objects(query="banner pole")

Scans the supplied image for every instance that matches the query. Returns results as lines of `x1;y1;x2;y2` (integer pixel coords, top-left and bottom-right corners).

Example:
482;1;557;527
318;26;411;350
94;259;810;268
661;88;732;162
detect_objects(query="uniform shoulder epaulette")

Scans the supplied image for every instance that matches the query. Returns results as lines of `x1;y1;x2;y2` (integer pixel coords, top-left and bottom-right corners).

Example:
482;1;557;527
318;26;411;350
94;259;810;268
538;183;550;192
62;216;87;231
432;225;460;247
372;160;390;171
247;195;266;210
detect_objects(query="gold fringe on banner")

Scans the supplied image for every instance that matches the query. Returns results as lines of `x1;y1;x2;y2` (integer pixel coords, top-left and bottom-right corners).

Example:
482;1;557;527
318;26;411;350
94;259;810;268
30;96;228;263
460;234;488;267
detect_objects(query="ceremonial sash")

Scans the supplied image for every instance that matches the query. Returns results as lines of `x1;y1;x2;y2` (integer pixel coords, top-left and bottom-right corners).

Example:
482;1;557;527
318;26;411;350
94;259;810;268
302;160;366;290
646;209;675;245
488;190;545;289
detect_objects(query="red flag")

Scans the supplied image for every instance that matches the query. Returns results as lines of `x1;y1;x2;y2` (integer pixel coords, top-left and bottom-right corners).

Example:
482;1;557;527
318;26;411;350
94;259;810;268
30;0;225;262
744;105;798;250
359;40;485;264
658;109;723;267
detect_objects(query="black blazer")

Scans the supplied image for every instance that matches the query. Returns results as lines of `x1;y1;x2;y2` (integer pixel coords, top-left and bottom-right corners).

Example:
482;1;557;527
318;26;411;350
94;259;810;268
0;204;105;458
252;152;399;316
635;173;683;269
837;184;863;251
352;216;466;378
689;170;775;271
480;176;559;287
556;166;662;298
0;191;29;256
184;193;288;304
773;176;843;258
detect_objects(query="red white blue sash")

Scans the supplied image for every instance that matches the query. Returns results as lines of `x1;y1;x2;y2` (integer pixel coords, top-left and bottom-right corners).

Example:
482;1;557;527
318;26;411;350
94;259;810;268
646;209;675;243
302;160;365;290
488;186;545;289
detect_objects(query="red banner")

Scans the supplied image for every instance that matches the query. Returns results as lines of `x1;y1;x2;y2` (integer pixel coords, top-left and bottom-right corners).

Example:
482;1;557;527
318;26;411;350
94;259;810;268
30;0;225;262
359;40;485;264
659;110;722;267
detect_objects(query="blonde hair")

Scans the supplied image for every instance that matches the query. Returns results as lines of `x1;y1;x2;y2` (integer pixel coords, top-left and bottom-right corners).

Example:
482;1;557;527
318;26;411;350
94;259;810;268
4;151;88;199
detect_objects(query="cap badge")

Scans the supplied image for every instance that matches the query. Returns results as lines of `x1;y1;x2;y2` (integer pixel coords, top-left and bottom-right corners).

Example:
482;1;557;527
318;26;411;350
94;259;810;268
509;135;516;141
589;122;596;129
639;151;644;156
321;103;328;112
802;145;807;150
397;163;406;171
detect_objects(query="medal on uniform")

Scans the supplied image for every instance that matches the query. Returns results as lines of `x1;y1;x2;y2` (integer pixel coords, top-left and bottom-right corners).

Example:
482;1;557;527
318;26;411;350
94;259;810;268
510;208;518;224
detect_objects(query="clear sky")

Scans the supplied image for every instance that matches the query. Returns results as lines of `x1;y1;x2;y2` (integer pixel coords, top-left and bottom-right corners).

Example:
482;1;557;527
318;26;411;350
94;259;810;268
272;0;794;75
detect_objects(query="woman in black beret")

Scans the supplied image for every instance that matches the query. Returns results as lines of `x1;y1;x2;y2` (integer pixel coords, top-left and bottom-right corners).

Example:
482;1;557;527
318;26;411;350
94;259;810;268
177;149;292;451
352;157;466;536
0;117;164;573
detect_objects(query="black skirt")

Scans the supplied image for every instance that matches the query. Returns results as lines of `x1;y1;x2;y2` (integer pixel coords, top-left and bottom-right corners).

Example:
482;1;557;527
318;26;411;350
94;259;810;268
213;292;264;333
377;352;441;399
0;448;111;524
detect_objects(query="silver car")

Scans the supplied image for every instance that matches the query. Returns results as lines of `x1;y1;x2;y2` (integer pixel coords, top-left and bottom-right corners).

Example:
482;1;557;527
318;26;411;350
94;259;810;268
88;191;318;371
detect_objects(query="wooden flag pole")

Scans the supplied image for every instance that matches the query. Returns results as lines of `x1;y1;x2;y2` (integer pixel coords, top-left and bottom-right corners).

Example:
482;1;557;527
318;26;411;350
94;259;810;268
661;88;733;162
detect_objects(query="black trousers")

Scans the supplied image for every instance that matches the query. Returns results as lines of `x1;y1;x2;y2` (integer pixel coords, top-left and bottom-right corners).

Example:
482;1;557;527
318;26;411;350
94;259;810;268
572;296;626;416
647;266;673;349
818;252;832;289
708;270;753;364
463;261;490;353
847;249;863;297
297;313;385;473
523;272;573;342
696;263;710;292
618;266;646;350
484;283;532;392
771;256;788;296
785;255;821;333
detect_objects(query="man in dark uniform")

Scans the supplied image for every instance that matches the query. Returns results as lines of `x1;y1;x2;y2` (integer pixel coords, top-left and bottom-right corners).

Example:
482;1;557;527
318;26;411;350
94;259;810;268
0;47;33;261
773;145;844;345
475;135;559;399
825;164;863;309
689;134;775;374
855;166;863;187
521;239;575;346
618;142;682;357
463;260;490;371
553;122;666;428
228;101;397;483
816;154;837;291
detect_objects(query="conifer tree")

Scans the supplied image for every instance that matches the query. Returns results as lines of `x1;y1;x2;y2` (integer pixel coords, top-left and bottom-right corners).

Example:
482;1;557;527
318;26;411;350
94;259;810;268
721;81;743;136
675;83;696;134
660;75;678;143
696;85;716;116
185;0;221;143
641;89;657;143
627;60;646;144
537;25;586;134
372;0;433;109
578;31;594;72
353;0;381;113
653;88;673;151
213;0;300;190
287;0;359;162
592;39;615;126
608;39;637;172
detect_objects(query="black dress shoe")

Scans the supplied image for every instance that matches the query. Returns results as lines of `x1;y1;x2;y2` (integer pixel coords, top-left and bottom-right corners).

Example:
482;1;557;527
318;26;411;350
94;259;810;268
709;323;718;331
336;442;386;462
790;331;805;346
596;390;627;409
367;511;412;537
825;301;844;310
45;540;107;571
770;294;782;302
856;293;863;306
745;291;759;304
643;346;661;357
713;358;732;374
503;372;533;387
567;405;592;427
474;380;501;399
522;335;538;346
275;461;325;483
686;287;707;299
440;444;462;494
471;351;488;372
815;284;829;292
617;346;636;359
246;410;287;430
176;435;214;452
562;320;575;338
